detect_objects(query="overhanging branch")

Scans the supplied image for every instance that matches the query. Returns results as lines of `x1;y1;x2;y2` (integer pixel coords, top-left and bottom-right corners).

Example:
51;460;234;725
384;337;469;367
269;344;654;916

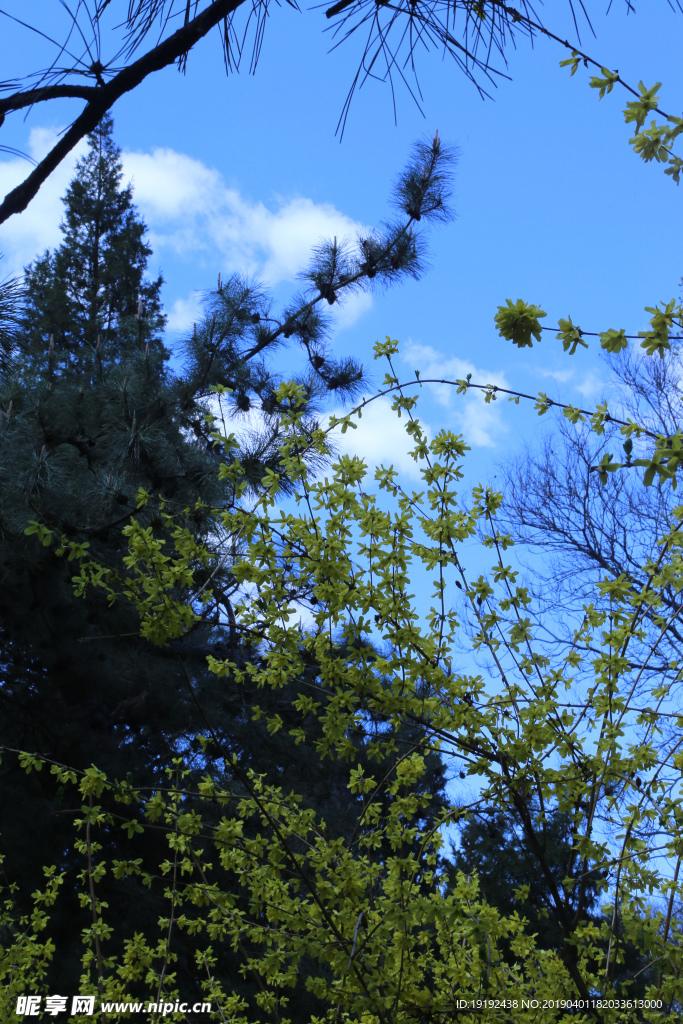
0;0;245;225
0;85;98;119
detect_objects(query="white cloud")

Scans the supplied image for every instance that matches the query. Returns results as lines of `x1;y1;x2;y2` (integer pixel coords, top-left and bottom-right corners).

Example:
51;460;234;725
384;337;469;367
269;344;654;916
575;371;604;399
1;132;375;334
328;289;374;331
121;146;372;300
166;293;204;334
203;389;432;484
401;341;509;448
536;367;575;384
122;148;222;221
327;396;432;482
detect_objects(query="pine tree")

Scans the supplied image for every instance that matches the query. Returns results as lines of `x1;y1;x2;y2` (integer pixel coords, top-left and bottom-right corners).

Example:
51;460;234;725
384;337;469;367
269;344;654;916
0;260;21;363
21;114;165;372
0;123;455;1006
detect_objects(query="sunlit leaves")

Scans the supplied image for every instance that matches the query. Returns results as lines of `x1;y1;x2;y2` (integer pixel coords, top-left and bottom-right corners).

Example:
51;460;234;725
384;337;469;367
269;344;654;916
589;67;620;100
639;299;679;357
556;316;588;354
600;327;628;353
494;299;546;348
624;81;664;132
6;326;683;1018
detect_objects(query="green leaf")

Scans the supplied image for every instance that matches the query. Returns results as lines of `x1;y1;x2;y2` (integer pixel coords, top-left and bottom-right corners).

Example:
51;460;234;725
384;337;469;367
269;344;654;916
559;51;581;77
494;299;547;348
24;521;54;546
556;316;588;355
589;67;619;100
599;328;628;353
624;81;663;132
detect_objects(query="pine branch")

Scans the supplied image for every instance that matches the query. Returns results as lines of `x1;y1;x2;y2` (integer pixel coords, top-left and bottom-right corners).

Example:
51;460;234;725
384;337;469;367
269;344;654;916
0;0;244;225
0;84;99;118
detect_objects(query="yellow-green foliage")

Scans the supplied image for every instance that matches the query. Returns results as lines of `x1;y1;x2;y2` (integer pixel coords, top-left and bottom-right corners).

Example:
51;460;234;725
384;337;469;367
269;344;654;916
4;334;683;1024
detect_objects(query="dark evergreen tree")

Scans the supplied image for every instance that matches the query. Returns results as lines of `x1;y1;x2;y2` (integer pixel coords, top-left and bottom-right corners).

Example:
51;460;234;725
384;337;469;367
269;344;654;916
449;807;652;994
0;122;454;1009
450;806;598;952
22;115;165;373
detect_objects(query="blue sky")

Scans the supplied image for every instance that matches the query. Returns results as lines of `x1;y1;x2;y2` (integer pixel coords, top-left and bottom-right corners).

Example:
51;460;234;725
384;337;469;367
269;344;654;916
1;0;682;482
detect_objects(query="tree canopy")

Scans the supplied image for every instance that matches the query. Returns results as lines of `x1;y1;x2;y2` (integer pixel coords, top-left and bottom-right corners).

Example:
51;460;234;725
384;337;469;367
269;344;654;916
3;295;683;1017
3;7;683;1021
0;117;455;1012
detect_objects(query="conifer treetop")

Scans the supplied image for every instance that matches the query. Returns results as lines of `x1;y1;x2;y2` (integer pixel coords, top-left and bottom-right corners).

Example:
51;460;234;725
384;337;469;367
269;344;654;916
20;112;165;374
